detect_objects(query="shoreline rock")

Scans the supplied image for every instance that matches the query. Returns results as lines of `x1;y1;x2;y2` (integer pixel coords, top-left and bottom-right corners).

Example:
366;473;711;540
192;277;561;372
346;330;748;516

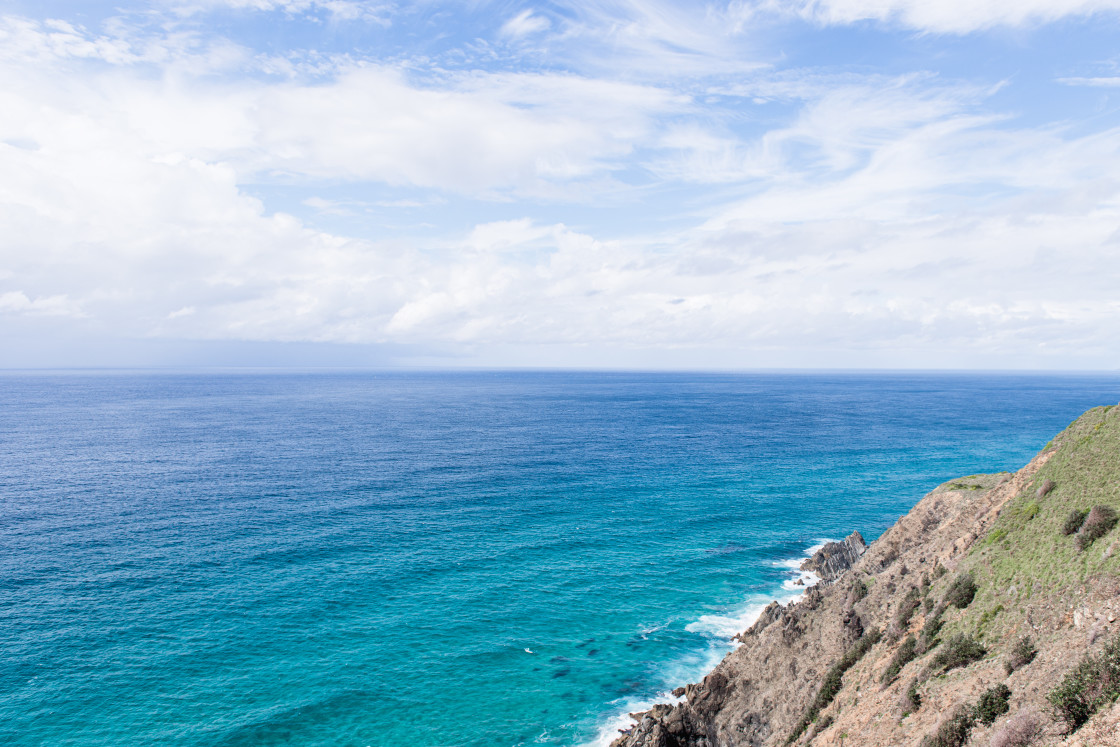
799;531;866;583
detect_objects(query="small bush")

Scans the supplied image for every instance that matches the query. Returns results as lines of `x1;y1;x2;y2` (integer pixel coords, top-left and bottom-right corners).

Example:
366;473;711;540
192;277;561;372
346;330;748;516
852;577;869;602
990;709;1044;747
974;683;1012;725
1021;501;1040;521
945;573;977;609
1076;506;1118;551
1062;509;1089;536
889;587;922;640
932;562;948;580
1004;636;1037;675
1047;632;1120;732
987;527;1008;544
933;633;986;672
788;628;882;743
924;596;935;612
920;705;975;747
903;677;923;713
1036;478;1055;498
918;602;946;654
883;634;918;683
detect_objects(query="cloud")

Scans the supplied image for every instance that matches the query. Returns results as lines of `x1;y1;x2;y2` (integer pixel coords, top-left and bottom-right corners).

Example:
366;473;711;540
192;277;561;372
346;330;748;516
1059;76;1120;87
2;5;1120;368
165;0;393;23
501;10;551;37
769;0;1120;33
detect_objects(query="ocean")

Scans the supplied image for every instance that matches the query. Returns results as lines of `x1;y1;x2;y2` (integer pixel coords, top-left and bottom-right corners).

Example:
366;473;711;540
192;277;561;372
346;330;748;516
1;371;1117;746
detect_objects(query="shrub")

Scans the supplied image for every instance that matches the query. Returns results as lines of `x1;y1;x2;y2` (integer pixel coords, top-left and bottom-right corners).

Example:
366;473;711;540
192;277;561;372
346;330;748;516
1076;506;1118;551
1004;636;1037;675
903;677;923;713
1036;478;1055;498
1062;509;1089;536
945;573;977;609
1047;632;1120;732
788;628;882;743
883;634;918;683
933;633;986;672
852;577;869;602
1021;501;1040;521
918;602;946;654
920;705;975;747
932;562;948;580
974;683;1012;725
990;709;1044;747
889;587;922;640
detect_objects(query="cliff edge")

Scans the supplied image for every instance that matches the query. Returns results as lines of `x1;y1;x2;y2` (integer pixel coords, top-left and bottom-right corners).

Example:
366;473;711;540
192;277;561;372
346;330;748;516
613;405;1120;747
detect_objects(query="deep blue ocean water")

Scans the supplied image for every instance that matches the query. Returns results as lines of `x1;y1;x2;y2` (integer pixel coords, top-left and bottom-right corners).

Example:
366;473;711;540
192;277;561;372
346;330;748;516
2;371;1118;746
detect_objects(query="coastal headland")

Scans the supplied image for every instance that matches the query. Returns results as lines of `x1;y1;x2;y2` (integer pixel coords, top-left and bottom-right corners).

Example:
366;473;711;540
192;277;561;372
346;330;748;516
613;405;1120;746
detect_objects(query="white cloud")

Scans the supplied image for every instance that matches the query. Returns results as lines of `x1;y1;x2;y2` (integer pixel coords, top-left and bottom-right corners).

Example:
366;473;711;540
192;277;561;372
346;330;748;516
165;0;393;23
501;10;551;38
2;6;1120;368
1059;76;1120;87
772;0;1120;33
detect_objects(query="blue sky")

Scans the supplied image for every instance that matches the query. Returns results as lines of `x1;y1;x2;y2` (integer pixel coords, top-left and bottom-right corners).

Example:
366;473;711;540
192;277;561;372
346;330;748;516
2;1;1120;368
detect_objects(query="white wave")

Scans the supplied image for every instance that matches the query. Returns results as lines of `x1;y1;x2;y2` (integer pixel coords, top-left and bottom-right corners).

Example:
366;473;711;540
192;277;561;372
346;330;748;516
583;690;685;747
581;540;836;746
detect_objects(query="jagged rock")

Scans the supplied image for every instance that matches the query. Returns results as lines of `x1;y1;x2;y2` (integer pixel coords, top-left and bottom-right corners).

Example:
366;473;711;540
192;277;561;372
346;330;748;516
800;531;867;582
738;601;783;639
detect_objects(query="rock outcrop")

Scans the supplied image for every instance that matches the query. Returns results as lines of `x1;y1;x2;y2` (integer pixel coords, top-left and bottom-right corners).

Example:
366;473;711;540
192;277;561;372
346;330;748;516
611;405;1120;747
800;532;867;582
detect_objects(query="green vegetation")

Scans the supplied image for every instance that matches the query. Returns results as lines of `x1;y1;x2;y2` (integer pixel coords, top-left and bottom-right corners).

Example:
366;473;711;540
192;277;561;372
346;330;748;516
889;587;922;640
974;683;1011;725
976;603;1003;638
788;629;882;743
917;602;946;654
953;406;1120;650
882;634;917;684
1047;632;1120;733
1062;509;1088;536
1004;636;1037;675
944;573;977;609
851;577;868;602
920;705;975;747
903;678;923;713
931;633;986;672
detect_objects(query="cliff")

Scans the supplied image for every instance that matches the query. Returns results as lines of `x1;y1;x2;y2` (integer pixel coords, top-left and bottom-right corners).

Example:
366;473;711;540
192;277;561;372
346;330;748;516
613;405;1120;747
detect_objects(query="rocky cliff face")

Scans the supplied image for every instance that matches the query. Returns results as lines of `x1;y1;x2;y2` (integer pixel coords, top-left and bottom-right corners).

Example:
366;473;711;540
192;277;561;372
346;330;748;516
612;406;1120;747
800;532;867;583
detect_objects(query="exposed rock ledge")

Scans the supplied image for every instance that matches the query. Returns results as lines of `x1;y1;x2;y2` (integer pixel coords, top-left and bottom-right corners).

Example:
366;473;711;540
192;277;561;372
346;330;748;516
610;404;1120;747
800;532;867;583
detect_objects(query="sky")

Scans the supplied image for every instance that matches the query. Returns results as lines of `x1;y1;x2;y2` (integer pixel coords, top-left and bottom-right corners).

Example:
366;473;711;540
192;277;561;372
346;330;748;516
2;1;1120;369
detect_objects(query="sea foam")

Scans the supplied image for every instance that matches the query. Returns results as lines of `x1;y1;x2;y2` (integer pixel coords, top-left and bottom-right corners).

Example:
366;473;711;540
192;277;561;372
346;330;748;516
586;541;830;746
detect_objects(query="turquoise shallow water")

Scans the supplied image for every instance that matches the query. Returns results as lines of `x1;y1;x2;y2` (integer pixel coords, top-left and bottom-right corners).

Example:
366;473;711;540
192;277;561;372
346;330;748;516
1;371;1118;746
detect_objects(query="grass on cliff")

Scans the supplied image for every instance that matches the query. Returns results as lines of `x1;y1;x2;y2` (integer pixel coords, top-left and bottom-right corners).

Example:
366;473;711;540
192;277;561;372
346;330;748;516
955;406;1120;643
